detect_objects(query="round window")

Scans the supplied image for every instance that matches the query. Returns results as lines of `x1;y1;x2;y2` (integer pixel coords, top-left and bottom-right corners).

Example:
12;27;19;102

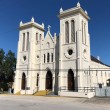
37;55;39;58
68;49;73;55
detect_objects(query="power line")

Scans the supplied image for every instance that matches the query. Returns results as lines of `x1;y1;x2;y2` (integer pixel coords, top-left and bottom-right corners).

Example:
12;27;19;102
15;68;110;72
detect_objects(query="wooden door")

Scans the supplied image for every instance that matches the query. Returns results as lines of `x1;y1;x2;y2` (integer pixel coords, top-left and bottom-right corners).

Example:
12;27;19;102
68;69;75;91
21;73;26;90
46;71;52;90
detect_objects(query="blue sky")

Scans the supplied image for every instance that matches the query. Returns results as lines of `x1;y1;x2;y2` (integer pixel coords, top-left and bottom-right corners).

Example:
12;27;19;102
0;0;110;65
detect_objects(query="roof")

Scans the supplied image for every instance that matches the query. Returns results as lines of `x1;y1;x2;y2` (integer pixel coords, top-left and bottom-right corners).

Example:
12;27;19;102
91;55;110;67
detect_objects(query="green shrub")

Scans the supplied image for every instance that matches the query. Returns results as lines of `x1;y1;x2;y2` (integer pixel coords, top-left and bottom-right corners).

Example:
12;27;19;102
0;82;8;91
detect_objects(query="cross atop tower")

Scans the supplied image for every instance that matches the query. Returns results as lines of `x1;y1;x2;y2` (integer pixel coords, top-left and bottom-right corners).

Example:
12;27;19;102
48;25;51;32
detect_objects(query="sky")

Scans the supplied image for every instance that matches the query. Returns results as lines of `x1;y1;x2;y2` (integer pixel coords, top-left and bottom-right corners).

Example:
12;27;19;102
0;0;110;65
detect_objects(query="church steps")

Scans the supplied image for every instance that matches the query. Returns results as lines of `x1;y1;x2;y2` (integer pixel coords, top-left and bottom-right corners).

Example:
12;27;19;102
33;90;52;96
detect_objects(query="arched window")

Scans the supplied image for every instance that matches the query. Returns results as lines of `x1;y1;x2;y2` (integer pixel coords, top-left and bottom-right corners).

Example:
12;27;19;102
36;33;38;41
47;42;50;49
82;21;84;43
84;23;86;44
22;33;25;51
51;53;53;62
65;21;69;43
44;54;45;63
71;20;75;42
47;53;50;63
39;34;42;40
26;32;29;51
96;71;97;76
101;71;102;76
105;72;106;77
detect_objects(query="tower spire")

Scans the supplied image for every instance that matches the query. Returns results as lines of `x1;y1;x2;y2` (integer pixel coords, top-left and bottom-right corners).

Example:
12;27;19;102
20;21;23;26
77;1;81;8
48;25;51;32
31;17;34;22
60;7;63;13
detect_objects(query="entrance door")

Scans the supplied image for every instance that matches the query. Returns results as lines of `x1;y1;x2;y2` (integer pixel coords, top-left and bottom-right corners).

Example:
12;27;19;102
21;73;26;90
68;69;75;91
46;70;52;90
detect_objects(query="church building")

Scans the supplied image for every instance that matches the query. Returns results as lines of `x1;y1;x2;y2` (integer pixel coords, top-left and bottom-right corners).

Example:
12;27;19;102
14;2;110;98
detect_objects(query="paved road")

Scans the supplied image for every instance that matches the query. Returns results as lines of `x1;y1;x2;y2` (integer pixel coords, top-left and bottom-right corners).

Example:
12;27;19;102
0;95;110;110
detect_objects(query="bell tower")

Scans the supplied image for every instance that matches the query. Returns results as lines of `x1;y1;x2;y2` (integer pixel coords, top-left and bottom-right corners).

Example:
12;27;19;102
14;17;45;94
59;2;91;91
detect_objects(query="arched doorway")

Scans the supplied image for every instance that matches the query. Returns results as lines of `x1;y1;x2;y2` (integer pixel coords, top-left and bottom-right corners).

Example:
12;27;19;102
68;69;75;91
107;79;110;86
36;74;39;87
46;70;52;90
21;73;26;90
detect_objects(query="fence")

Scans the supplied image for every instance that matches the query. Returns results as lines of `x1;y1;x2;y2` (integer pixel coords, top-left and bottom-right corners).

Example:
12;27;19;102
95;87;110;97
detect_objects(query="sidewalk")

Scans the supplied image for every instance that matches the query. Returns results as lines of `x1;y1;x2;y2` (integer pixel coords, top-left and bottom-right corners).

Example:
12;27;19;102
82;97;110;106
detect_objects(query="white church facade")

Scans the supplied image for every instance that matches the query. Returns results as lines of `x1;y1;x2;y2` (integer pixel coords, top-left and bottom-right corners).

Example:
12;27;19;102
14;2;110;98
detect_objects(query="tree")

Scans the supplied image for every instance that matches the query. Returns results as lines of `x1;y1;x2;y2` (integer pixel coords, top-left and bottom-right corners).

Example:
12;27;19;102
4;50;16;82
0;49;5;82
0;49;16;91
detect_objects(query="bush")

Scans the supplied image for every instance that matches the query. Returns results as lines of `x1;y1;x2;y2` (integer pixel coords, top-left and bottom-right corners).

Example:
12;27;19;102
0;82;8;91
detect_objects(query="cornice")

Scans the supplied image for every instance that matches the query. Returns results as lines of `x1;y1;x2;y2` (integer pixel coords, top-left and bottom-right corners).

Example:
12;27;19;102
19;22;45;31
58;7;90;20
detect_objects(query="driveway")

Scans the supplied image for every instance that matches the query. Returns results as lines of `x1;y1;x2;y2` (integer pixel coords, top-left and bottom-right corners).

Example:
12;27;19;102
0;95;110;110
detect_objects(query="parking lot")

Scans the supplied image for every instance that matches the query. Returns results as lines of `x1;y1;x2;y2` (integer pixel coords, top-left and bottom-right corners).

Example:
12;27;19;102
0;95;110;110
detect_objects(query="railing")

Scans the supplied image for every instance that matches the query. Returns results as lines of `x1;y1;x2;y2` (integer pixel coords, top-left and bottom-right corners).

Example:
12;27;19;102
59;86;95;93
33;86;39;94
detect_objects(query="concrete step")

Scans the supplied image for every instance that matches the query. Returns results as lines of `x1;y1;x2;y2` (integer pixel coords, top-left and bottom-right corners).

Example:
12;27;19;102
15;91;21;95
34;90;52;96
47;91;55;95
